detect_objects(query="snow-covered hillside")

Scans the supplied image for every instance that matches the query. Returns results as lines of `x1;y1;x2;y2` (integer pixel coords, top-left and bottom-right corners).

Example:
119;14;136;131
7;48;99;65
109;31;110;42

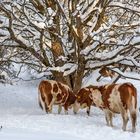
0;78;140;140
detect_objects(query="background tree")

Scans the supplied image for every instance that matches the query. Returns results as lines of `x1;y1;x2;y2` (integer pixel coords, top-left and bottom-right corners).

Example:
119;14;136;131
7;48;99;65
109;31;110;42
0;45;15;83
0;0;140;90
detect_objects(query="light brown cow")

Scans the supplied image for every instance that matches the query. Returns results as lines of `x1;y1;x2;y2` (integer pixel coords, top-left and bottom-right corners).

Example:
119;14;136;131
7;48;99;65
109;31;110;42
74;85;103;115
90;83;137;133
97;66;116;82
38;80;76;114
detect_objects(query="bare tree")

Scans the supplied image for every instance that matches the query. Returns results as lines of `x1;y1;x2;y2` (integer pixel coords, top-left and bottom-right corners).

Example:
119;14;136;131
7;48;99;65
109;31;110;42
0;0;140;90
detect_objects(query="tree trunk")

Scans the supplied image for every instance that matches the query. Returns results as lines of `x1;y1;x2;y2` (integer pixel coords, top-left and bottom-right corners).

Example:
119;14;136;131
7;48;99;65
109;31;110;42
73;56;85;93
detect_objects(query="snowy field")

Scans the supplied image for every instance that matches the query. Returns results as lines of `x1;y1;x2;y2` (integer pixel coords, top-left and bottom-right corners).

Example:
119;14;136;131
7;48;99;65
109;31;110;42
0;78;140;140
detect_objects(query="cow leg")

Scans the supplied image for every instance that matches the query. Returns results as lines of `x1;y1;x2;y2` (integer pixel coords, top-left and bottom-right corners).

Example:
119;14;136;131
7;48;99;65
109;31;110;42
58;105;62;114
44;102;49;113
104;109;110;126
104;109;113;127
122;112;129;131
108;111;113;127
120;109;129;131
64;105;68;115
65;109;68;115
48;95;56;113
130;110;137;133
116;102;129;131
86;106;90;116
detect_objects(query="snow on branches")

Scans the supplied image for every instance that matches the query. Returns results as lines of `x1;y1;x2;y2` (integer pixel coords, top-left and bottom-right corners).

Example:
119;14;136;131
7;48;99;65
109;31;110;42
0;0;140;88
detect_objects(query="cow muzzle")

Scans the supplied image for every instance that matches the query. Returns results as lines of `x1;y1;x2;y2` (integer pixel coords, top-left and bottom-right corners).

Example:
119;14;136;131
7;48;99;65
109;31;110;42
73;101;80;114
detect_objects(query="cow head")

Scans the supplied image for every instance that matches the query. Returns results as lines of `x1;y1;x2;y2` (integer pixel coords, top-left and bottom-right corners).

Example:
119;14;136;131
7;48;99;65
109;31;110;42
73;88;92;114
72;99;81;114
65;89;78;114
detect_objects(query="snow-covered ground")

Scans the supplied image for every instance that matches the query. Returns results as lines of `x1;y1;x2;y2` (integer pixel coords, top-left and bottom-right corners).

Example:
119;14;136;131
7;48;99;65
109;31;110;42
0;77;140;140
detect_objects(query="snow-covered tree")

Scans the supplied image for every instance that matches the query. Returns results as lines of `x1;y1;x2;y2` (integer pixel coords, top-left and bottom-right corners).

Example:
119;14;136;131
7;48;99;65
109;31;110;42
0;0;140;90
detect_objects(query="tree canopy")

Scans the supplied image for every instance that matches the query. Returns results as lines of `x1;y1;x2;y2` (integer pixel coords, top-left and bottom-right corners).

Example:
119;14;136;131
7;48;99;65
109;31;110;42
0;0;140;90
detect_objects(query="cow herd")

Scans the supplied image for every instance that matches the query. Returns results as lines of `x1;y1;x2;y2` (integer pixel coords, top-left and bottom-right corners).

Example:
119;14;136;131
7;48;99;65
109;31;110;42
38;80;137;133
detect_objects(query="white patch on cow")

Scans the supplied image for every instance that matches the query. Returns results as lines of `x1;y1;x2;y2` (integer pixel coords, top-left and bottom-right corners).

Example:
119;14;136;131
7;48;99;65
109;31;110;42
126;82;132;86
108;84;122;113
104;84;110;89
62;96;69;105
131;96;136;111
85;88;90;91
45;80;57;85
51;82;58;95
90;89;103;108
54;82;70;106
81;103;88;109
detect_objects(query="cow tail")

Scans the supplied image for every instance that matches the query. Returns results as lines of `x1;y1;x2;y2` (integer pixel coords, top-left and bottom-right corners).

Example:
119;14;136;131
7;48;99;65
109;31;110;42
38;88;43;110
38;83;47;112
129;85;137;132
130;95;137;119
126;83;137;112
130;84;137;112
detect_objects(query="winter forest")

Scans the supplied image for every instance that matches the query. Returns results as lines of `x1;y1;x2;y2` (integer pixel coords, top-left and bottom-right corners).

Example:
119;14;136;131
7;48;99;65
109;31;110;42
0;0;140;139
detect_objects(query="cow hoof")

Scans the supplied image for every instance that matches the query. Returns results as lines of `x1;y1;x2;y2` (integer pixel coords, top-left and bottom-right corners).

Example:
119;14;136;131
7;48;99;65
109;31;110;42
122;127;126;131
106;123;110;126
110;124;113;127
74;111;77;115
132;128;136;133
87;111;90;116
65;111;68;115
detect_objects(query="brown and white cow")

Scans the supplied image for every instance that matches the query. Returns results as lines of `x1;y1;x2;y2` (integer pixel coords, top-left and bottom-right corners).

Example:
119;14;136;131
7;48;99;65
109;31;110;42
38;80;76;114
90;83;137;133
74;85;103;115
75;83;137;132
